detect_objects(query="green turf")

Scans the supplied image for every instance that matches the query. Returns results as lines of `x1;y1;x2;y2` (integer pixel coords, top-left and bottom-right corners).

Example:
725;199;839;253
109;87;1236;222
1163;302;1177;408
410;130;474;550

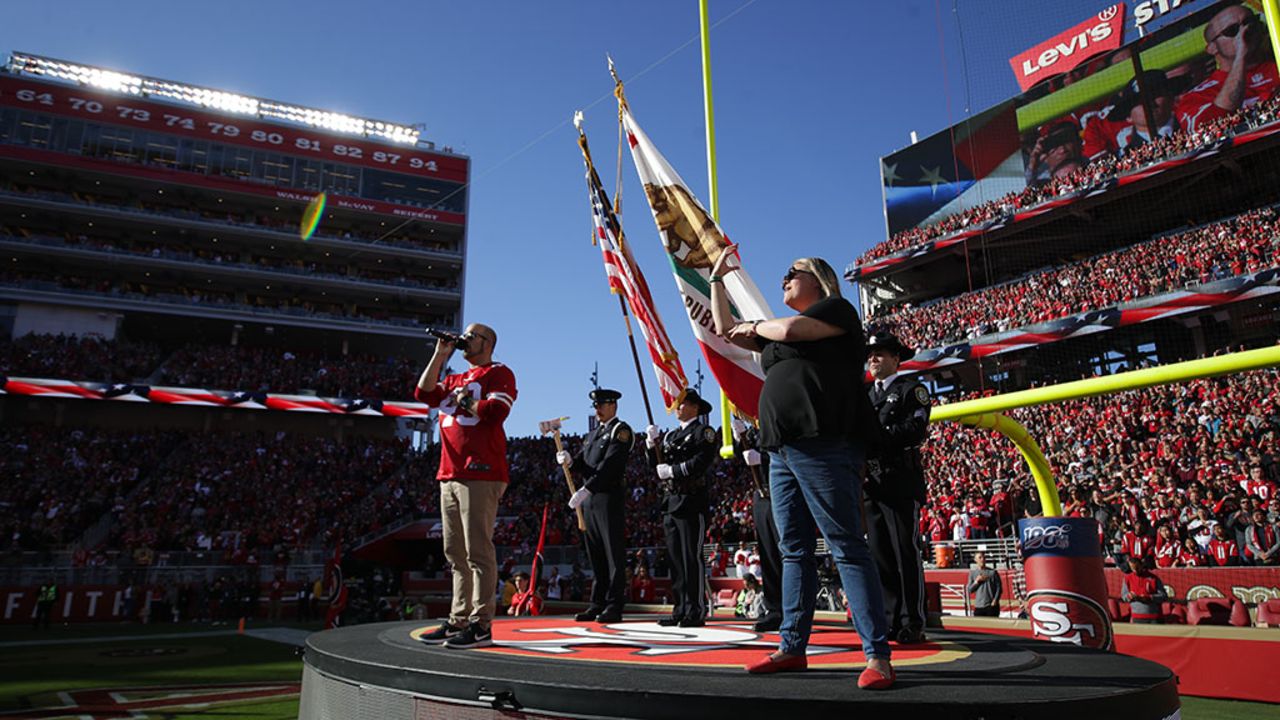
0;632;304;714
1178;696;1279;720
165;697;300;719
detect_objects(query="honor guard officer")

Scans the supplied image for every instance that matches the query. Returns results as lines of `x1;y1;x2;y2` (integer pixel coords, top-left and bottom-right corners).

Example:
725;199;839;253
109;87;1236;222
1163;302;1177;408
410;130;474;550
558;389;633;623
865;330;932;644
646;389;718;627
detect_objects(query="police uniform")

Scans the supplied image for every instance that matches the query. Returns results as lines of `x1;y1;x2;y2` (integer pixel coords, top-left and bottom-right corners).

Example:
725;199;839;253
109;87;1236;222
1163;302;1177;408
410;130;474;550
652;390;718;627
569;389;633;622
733;424;782;631
865;332;931;643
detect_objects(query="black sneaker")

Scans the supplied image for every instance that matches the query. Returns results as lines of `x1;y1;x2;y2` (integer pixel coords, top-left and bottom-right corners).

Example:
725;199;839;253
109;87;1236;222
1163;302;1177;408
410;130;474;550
574;608;603;622
753;615;782;632
896;627;927;645
419;621;465;645
594;609;623;623
678;617;705;628
657;616;681;627
444;623;493;649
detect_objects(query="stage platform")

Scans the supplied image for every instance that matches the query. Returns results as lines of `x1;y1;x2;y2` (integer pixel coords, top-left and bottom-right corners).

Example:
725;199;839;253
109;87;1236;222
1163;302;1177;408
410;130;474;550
299;615;1180;720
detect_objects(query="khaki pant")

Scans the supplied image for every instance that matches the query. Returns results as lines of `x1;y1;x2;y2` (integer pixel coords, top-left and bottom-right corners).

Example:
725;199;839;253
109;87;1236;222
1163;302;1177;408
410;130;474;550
440;479;506;627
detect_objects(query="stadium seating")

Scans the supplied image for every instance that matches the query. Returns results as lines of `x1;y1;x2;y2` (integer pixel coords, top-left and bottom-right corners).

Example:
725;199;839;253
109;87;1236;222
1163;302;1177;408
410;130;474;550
1255;598;1280;627
874;206;1280;351
1186;597;1251;627
1;334;425;401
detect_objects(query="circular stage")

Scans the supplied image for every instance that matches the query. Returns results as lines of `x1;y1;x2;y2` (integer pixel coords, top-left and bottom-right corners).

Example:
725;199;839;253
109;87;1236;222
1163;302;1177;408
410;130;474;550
300;616;1180;720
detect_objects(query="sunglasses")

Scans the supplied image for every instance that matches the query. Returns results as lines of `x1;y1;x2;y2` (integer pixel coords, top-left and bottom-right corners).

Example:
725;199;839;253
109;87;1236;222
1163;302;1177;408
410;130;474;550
782;267;813;283
1212;15;1260;41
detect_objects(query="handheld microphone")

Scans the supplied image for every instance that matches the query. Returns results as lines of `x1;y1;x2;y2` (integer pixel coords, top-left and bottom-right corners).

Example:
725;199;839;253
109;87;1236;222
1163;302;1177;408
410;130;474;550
426;328;469;352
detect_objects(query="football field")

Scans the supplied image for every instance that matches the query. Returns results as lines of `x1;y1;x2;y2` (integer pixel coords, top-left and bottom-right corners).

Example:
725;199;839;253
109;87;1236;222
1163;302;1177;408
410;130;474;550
0;622;1272;719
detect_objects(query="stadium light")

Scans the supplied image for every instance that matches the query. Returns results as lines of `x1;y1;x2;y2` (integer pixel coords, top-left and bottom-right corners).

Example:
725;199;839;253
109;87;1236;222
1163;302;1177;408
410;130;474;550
6;52;423;145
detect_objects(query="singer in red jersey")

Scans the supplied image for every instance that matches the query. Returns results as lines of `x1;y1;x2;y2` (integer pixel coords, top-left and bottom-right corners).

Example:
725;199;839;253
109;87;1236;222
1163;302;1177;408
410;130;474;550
414;323;517;650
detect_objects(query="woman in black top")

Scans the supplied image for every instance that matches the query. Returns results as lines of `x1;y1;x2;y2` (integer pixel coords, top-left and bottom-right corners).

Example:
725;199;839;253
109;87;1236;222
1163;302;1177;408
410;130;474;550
710;253;893;689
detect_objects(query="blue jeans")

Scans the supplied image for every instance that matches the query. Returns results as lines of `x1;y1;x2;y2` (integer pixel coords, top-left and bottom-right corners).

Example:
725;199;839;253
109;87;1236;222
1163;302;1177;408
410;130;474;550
769;437;891;660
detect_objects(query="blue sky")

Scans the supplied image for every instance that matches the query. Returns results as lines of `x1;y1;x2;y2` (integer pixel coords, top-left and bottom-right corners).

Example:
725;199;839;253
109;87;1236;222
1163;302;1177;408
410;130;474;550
1;0;1197;436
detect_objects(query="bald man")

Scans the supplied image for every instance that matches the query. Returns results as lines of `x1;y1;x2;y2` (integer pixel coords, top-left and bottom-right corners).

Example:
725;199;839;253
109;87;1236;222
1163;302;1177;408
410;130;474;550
416;323;518;649
1177;3;1278;133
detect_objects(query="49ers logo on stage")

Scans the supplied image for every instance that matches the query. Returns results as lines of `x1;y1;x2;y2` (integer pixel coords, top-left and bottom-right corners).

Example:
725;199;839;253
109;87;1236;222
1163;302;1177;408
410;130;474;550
1027;589;1115;651
410;618;969;669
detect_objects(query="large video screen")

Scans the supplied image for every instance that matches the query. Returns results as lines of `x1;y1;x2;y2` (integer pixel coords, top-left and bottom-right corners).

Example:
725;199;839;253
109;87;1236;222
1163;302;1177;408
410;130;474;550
881;0;1275;240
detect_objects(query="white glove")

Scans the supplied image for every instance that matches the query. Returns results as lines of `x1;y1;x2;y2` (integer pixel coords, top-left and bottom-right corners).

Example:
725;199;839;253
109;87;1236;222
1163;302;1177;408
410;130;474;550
731;416;747;441
568;487;590;510
743;449;761;466
556;450;572;466
645;424;660;448
656;463;674;480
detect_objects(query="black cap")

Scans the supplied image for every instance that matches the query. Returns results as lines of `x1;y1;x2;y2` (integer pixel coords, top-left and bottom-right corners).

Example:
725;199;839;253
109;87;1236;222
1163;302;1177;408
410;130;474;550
1107;70;1179;121
590;388;622;405
1038;120;1081;151
680;388;713;416
866;331;915;361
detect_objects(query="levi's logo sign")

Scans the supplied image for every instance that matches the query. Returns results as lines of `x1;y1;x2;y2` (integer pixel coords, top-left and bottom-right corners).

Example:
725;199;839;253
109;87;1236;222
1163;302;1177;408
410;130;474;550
1008;4;1126;92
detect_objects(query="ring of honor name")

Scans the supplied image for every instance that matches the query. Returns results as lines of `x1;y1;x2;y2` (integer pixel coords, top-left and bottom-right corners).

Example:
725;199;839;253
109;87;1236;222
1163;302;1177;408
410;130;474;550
409;618;969;669
1019;517;1115;651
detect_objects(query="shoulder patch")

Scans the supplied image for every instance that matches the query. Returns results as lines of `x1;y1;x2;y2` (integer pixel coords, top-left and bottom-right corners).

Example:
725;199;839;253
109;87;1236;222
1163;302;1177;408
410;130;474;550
614;425;633;444
914;386;930;405
703;426;718;444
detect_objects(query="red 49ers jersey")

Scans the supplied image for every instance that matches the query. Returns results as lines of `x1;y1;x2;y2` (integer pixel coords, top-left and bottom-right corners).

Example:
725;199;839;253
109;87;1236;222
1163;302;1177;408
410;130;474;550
415;362;517;482
1177;62;1279;134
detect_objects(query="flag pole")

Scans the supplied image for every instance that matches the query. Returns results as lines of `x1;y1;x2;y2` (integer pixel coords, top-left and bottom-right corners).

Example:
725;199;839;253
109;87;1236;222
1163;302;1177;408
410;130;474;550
618;293;657;426
698;0;736;458
577;117;658;427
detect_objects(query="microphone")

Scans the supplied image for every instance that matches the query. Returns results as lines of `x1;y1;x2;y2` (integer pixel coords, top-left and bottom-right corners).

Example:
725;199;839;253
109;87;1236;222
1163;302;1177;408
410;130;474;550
426;328;469;352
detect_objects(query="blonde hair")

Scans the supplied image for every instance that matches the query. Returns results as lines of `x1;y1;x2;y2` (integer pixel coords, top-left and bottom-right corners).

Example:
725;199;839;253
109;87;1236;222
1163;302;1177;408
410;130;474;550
792;257;842;299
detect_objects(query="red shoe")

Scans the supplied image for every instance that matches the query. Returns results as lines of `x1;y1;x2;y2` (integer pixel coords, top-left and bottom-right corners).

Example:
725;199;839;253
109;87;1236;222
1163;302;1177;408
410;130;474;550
858;664;896;690
745;652;808;674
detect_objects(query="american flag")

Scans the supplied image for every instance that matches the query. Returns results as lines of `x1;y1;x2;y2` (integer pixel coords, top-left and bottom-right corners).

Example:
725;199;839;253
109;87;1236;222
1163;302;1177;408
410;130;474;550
578;128;688;412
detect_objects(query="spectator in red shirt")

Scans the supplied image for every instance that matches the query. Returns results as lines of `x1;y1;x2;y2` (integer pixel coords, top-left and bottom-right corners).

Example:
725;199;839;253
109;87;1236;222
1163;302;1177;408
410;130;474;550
631;564;656;604
1208;524;1240;566
1153;524;1179;568
1121;522;1154;565
1121;556;1167;624
1176;3;1278;134
1177;538;1210;567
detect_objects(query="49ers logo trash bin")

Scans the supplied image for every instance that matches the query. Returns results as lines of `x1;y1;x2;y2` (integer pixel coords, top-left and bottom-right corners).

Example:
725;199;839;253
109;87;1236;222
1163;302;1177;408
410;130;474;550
1018;516;1114;651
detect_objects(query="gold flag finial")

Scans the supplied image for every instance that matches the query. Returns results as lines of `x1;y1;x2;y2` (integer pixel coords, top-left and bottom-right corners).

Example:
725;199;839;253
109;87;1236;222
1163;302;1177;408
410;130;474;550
608;54;629;113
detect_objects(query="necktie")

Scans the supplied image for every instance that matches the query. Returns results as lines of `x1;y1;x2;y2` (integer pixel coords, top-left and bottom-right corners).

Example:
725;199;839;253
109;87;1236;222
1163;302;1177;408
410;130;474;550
875;381;885;397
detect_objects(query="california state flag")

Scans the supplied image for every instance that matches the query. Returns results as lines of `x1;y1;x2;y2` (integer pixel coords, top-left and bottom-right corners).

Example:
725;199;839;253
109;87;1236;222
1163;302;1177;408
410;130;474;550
621;104;773;419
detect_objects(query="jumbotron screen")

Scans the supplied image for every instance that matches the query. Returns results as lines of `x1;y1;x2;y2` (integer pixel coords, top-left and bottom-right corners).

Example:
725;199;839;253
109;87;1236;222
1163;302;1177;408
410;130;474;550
879;0;1272;238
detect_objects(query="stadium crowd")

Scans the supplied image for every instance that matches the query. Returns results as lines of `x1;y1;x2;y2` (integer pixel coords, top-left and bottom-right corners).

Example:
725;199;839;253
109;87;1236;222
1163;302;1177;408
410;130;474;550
922;365;1280;567
7;362;1277;575
0;424;760;565
873;205;1280;350
854;93;1280;268
1;333;427;401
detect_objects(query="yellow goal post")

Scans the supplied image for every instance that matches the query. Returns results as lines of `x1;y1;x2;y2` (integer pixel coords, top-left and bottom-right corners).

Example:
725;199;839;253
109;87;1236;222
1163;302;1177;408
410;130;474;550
929;345;1280;518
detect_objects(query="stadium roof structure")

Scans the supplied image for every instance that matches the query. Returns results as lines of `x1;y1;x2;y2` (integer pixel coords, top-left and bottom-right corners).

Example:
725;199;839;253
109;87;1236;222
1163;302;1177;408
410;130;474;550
5;51;428;148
